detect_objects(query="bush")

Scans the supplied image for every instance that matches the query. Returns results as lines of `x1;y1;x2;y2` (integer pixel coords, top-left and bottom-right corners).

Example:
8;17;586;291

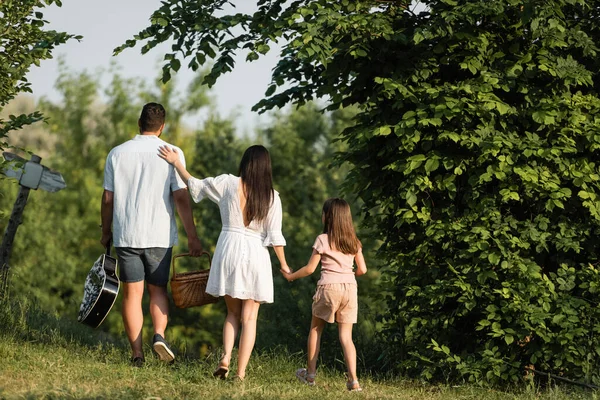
340;0;600;384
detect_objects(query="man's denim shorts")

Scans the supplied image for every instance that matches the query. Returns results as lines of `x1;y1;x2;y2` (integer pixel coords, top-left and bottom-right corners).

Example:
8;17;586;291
115;247;173;286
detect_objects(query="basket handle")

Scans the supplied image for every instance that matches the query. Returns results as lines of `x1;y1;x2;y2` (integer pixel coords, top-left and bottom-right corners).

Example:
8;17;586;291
171;251;212;279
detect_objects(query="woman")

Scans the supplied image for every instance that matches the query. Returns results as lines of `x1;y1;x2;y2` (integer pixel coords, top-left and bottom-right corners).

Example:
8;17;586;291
158;144;289;380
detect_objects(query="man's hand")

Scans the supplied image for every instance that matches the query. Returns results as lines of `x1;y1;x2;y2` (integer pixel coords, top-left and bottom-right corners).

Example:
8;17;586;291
188;236;203;256
100;231;112;249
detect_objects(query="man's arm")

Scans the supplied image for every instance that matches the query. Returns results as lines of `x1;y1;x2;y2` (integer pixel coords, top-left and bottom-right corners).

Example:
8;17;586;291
173;188;202;256
100;190;114;248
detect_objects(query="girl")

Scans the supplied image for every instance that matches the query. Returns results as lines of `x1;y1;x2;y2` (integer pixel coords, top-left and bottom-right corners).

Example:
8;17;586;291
282;198;367;391
158;144;290;380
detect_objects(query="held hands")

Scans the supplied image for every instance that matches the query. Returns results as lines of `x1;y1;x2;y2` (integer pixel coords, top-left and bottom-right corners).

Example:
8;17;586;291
158;145;180;165
280;265;294;282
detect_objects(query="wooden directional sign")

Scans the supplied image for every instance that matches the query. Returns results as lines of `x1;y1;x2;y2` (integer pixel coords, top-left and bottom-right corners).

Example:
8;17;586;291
0;152;66;299
2;152;66;192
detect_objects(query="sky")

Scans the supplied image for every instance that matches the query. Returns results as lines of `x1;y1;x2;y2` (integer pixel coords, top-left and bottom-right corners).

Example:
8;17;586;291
27;0;281;135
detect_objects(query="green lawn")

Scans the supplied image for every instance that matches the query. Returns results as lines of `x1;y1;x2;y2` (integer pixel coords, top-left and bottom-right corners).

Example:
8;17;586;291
0;302;597;399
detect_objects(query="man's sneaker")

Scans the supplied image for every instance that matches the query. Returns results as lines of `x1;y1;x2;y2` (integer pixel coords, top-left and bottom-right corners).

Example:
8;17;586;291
152;334;175;362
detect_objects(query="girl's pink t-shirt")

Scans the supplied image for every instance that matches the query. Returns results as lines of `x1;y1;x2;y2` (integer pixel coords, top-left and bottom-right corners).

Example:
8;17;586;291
313;233;360;286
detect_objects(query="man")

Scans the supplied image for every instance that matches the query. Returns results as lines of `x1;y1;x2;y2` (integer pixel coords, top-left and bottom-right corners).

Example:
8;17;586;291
100;102;202;366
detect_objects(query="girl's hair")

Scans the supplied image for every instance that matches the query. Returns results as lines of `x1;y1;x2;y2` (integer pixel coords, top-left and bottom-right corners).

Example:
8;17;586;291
239;145;274;224
322;198;361;255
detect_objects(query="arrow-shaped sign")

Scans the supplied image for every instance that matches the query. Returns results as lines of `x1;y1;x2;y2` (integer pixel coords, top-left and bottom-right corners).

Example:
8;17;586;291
2;152;66;192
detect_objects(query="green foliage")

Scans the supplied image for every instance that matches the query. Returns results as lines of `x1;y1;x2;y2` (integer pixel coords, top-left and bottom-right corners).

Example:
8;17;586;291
166;103;385;364
5;302;584;400
0;64;213;342
123;0;600;385
1;302;595;399
0;0;79;158
0;298;119;349
1;64;383;369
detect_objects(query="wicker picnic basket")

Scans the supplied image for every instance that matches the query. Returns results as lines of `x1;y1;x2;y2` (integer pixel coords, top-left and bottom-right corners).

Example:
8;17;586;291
170;252;219;308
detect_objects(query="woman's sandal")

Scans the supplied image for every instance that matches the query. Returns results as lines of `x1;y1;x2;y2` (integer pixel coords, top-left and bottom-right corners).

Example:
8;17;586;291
346;380;363;392
213;364;229;380
295;368;316;386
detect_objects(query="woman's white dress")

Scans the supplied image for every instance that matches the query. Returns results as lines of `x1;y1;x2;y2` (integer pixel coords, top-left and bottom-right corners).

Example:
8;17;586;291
187;174;286;303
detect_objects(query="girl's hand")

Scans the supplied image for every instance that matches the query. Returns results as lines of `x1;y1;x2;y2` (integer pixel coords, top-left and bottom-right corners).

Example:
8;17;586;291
158;145;180;165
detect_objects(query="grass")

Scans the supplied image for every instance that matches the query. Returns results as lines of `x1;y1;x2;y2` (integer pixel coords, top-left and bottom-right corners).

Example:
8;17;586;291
0;301;598;400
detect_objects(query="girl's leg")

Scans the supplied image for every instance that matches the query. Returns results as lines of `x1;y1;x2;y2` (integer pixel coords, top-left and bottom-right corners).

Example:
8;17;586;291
222;295;242;367
338;323;358;383
236;299;261;379
307;316;326;375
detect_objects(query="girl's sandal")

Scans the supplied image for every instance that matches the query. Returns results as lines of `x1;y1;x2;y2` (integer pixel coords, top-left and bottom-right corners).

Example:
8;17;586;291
346;380;363;392
213;364;229;380
295;368;316;386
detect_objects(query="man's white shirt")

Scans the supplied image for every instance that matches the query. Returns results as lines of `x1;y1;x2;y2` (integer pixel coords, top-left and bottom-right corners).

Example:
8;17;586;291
103;135;187;248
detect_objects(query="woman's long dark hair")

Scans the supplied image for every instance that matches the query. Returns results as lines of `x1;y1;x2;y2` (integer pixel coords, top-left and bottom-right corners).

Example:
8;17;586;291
239;145;274;224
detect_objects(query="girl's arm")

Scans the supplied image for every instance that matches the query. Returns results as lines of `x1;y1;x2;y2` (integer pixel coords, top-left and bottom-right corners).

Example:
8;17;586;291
355;249;367;276
282;250;321;281
158;145;192;183
273;245;291;274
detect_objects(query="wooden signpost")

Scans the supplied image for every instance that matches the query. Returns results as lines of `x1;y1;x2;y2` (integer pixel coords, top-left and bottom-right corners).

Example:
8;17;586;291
0;152;66;299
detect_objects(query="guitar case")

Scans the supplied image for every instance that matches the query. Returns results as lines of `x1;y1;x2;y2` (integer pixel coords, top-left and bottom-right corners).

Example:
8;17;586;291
78;241;119;328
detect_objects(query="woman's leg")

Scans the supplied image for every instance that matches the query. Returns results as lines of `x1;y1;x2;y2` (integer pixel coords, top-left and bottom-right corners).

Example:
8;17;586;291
338;323;358;383
222;295;242;367
307;316;326;376
236;299;261;378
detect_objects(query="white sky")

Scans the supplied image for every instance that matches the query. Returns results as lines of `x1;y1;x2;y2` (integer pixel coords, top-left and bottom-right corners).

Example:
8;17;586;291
26;0;281;135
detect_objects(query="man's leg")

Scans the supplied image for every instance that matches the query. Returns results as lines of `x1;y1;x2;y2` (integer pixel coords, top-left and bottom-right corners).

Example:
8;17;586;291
144;247;174;362
116;247;146;361
144;247;172;336
122;281;145;359
148;283;169;337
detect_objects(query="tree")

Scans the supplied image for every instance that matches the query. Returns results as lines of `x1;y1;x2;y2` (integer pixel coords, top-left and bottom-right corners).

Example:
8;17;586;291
0;0;79;155
0;0;79;296
121;0;600;384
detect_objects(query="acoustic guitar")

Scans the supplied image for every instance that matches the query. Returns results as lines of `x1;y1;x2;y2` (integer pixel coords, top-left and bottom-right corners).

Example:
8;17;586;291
78;241;119;328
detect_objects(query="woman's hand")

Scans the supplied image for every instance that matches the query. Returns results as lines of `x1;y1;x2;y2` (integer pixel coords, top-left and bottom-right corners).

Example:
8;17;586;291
158;145;180;165
280;268;293;282
280;264;291;274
